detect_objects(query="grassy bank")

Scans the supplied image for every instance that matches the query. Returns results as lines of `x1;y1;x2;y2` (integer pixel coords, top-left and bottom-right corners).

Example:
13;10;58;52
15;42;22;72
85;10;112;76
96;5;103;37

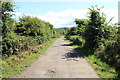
1;38;58;78
66;39;118;79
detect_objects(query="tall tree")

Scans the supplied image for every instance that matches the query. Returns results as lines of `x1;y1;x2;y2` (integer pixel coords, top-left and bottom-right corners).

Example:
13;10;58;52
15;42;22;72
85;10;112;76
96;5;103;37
1;1;15;38
83;6;105;51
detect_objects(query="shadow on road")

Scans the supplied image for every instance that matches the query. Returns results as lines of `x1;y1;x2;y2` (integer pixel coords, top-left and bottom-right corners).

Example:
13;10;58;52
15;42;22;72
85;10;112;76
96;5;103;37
61;42;93;60
61;44;71;46
62;49;82;60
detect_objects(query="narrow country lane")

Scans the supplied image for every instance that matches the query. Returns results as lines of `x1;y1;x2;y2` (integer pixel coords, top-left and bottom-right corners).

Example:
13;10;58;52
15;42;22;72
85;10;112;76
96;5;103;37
15;37;99;78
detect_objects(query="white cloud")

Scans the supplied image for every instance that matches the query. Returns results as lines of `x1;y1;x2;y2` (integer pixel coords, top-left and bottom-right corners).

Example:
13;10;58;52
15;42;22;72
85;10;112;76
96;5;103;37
39;9;89;28
101;9;118;24
12;8;118;28
39;9;118;28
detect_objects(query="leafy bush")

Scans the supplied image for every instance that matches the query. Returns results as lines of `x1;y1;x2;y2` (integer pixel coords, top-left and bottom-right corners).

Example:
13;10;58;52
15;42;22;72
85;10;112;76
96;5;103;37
65;5;120;79
73;37;85;47
68;36;85;47
69;36;78;41
1;2;62;56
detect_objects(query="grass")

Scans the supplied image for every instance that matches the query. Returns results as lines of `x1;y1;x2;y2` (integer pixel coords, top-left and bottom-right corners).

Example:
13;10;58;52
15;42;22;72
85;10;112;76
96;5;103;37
66;39;118;79
1;38;58;78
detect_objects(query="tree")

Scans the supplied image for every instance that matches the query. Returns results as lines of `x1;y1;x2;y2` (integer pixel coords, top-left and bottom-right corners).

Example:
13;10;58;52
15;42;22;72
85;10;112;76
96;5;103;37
74;19;88;35
75;19;88;27
83;6;106;51
1;1;15;38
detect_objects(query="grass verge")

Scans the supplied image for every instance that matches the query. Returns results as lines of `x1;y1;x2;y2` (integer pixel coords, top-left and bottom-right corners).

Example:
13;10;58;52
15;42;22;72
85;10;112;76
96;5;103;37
66;39;118;79
1;38;58;78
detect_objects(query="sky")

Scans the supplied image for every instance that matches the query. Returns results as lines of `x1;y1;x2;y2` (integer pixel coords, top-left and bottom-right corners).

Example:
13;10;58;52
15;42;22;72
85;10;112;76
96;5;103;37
12;0;119;28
